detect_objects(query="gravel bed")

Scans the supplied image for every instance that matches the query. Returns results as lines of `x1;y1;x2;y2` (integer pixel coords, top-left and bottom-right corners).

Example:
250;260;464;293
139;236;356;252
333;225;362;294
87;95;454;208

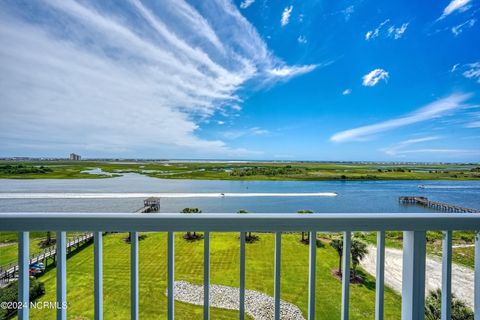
166;280;305;319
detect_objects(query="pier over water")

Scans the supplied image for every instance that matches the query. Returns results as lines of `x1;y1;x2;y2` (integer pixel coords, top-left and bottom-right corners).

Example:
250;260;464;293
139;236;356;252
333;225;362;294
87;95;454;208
399;196;479;213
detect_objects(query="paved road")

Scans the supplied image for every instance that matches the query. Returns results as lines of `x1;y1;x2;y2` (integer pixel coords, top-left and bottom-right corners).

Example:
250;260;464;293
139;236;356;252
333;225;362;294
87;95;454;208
360;245;474;309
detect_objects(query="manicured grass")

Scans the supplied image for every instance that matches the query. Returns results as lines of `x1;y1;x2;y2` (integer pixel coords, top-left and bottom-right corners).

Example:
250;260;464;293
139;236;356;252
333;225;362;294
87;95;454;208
25;233;401;319
0;232;90;266
0;160;479;180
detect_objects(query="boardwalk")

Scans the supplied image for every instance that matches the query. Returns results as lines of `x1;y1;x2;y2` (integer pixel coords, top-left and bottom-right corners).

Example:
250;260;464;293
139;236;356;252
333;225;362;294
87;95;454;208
399;196;479;213
0;198;160;283
0;233;93;283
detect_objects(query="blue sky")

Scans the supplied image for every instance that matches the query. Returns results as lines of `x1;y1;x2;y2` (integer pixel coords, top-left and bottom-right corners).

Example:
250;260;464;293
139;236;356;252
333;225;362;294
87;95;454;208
0;0;479;161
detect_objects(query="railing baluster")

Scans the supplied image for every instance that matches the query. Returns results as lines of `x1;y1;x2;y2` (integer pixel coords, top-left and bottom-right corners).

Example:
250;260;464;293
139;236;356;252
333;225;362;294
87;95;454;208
204;231;210;320
341;231;351;320
308;231;317;320
168;232;175;320
18;231;29;320
401;231;426;320
441;231;452;320
130;232;139;320
239;232;246;320
475;231;480;318
56;231;67;320
274;232;282;320
375;231;385;320
94;232;103;320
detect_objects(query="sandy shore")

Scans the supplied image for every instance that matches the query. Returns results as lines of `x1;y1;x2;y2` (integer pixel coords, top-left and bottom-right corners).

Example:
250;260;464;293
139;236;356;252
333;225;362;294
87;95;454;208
360;245;474;308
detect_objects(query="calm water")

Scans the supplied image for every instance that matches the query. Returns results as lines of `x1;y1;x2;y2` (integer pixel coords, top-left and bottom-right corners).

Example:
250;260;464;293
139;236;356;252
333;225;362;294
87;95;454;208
0;173;479;213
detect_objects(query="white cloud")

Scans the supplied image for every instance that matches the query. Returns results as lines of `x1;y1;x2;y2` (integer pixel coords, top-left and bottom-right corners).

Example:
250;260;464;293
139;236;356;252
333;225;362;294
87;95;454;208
439;0;472;20
366;20;408;40
383;136;440;156
281;6;293;27
268;64;318;79
362;69;389;87
466;121;480;128
462;62;480;83
365;19;390;40
388;148;480;156
388;23;409;39
217;121;225;125
222;127;270;139
343;6;355;21
342;89;352;95
330;93;472;142
0;0;315;157
451;62;480;83
452;19;476;35
297;35;307;44
240;0;255;9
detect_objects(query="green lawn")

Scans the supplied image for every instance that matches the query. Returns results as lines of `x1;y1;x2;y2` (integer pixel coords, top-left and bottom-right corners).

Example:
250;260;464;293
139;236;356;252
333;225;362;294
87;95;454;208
22;233;400;319
0;232;91;266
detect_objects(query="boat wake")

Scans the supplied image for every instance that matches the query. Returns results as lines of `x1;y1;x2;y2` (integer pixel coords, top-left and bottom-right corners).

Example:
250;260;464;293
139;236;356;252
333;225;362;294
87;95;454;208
0;192;338;199
417;185;479;189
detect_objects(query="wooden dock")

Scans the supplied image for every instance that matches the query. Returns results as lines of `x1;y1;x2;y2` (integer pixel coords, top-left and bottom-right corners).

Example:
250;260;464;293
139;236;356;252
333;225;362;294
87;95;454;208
135;197;160;213
399;196;479;213
0;197;161;284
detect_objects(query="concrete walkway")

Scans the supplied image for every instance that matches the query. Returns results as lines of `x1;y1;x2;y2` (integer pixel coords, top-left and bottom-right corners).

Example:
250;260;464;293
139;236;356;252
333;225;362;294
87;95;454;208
360;245;474;309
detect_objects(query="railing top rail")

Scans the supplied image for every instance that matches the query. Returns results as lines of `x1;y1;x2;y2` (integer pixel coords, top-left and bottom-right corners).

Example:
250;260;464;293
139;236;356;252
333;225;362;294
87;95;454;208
1;212;480;232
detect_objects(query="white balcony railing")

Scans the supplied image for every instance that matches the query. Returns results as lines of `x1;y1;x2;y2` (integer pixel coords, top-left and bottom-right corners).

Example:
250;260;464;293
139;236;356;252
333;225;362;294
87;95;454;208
1;212;480;320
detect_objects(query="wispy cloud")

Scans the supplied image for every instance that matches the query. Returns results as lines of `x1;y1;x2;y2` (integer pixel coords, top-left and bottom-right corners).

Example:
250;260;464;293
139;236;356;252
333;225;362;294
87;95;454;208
297;35;307;44
452;62;480;83
222;127;270;139
365;20;409;40
439;0;472;20
330;93;472;142
388;148;480;156
342;89;352;95
268;64;318;79
343;6;355;21
388;23;409;39
463;62;480;82
383;136;441;156
365;19;390;40
240;0;255;9
0;0;316;157
452;18;476;35
362;69;389;87
281;5;293;27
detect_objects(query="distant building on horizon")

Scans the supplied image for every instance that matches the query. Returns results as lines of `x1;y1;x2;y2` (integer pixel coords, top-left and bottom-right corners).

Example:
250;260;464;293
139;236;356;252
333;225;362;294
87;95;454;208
69;153;81;161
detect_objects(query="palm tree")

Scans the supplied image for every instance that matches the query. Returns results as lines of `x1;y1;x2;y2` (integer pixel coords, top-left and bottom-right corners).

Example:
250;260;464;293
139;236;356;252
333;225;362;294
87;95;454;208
425;289;473;320
330;238;343;275
237;209;257;242
46;231;53;244
181;208;202;240
350;240;368;279
297;210;313;243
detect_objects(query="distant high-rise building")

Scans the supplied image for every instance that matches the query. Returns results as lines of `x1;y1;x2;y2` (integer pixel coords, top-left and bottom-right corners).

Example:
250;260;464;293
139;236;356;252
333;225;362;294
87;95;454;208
69;153;81;161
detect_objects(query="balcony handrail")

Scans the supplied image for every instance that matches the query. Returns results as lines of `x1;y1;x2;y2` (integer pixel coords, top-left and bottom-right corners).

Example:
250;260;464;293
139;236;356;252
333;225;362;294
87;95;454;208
2;212;480;320
1;212;480;232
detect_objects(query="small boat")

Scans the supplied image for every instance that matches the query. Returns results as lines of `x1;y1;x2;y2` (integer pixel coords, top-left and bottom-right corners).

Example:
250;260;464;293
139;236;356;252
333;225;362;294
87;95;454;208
220;193;225;197
418;185;426;189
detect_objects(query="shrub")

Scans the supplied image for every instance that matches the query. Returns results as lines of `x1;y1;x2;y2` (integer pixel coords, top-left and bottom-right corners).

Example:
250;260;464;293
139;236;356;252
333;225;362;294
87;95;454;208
425;289;473;320
0;278;45;319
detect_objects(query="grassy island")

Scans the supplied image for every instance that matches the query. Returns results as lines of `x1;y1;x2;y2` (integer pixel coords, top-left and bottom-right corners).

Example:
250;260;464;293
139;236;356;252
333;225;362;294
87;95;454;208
0;160;479;180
